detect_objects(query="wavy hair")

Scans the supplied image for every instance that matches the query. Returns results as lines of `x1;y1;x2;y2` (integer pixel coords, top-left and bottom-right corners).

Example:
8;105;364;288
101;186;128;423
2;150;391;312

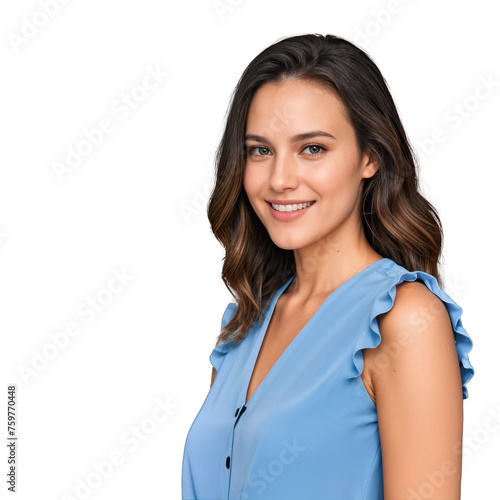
207;33;443;347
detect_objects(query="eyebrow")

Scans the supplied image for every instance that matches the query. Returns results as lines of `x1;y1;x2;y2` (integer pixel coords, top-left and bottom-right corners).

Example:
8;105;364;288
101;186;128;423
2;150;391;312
244;130;336;144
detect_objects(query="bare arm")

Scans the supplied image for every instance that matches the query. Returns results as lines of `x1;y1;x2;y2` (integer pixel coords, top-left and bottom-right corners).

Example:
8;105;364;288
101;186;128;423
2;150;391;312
370;281;463;499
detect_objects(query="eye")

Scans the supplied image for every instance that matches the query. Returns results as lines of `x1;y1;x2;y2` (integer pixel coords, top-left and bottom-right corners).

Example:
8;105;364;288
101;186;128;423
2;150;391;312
303;144;326;156
246;146;271;157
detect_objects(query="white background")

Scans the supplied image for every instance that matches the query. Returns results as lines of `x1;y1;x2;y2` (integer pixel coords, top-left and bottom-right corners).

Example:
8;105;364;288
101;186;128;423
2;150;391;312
0;0;498;498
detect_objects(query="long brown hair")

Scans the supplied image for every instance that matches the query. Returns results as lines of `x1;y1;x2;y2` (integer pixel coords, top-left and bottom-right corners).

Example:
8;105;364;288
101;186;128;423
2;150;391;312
207;33;443;347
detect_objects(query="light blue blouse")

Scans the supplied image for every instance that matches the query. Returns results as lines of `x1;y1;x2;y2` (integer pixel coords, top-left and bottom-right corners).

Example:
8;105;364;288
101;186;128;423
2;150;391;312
181;257;474;499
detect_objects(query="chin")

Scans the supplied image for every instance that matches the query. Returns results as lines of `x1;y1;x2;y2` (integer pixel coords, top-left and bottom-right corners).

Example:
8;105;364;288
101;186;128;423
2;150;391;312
267;232;310;251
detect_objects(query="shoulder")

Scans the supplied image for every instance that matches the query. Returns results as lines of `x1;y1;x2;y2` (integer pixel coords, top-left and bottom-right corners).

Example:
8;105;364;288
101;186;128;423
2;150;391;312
362;279;452;400
377;279;450;337
367;277;462;403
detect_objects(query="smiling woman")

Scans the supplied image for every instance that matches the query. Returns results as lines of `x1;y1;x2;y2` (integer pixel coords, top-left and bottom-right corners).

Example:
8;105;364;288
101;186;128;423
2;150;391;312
181;33;474;500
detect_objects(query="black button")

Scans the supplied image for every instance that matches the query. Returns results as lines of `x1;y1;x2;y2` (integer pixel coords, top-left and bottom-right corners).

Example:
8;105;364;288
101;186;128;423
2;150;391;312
234;404;247;425
226;456;230;469
235;408;239;417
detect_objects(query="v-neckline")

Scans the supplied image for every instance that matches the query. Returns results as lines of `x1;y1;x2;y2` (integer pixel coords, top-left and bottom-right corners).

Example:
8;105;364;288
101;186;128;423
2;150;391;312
242;258;390;407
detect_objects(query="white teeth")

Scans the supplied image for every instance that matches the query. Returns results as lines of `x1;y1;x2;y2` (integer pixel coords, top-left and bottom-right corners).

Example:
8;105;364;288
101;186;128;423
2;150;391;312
271;201;314;212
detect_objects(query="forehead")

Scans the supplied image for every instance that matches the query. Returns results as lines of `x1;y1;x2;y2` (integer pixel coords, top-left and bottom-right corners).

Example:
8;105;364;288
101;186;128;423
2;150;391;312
246;79;349;134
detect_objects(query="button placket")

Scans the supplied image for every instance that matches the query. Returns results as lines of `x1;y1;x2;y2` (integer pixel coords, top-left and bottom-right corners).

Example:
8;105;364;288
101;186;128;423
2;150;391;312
235;404;246;425
226;403;247;498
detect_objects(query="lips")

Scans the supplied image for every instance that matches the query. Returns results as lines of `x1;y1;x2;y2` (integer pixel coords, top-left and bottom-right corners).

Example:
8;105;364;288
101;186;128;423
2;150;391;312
267;199;315;221
268;201;315;212
266;199;315;205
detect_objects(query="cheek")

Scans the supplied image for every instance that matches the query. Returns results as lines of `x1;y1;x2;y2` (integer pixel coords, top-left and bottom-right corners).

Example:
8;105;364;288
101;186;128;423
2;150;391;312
312;160;360;206
309;166;346;197
243;164;264;199
243;166;268;222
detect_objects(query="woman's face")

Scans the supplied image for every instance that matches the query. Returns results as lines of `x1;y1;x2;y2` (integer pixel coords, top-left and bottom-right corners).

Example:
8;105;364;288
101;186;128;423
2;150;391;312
243;78;379;251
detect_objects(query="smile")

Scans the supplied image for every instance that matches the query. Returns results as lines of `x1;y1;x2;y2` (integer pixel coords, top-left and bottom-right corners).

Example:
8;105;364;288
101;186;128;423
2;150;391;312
269;201;315;212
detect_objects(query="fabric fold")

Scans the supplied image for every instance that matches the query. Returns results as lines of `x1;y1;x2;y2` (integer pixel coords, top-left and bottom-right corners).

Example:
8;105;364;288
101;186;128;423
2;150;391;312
348;270;474;399
209;302;237;372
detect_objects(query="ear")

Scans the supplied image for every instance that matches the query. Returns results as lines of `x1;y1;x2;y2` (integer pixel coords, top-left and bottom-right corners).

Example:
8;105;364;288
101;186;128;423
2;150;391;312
361;149;379;179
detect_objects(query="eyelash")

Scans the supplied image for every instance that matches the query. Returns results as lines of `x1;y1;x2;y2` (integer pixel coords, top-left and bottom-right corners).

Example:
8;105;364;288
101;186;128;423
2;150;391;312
246;144;327;159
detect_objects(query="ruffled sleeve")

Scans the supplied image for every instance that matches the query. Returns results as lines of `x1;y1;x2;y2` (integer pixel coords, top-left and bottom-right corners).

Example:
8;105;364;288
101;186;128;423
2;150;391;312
209;302;237;372
348;270;475;399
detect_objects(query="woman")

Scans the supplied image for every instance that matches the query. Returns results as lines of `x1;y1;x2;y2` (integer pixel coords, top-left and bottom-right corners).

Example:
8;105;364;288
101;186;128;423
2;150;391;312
181;33;474;499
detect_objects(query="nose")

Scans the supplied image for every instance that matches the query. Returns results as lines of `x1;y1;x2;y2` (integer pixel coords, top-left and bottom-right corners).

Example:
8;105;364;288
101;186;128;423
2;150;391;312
269;150;300;192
